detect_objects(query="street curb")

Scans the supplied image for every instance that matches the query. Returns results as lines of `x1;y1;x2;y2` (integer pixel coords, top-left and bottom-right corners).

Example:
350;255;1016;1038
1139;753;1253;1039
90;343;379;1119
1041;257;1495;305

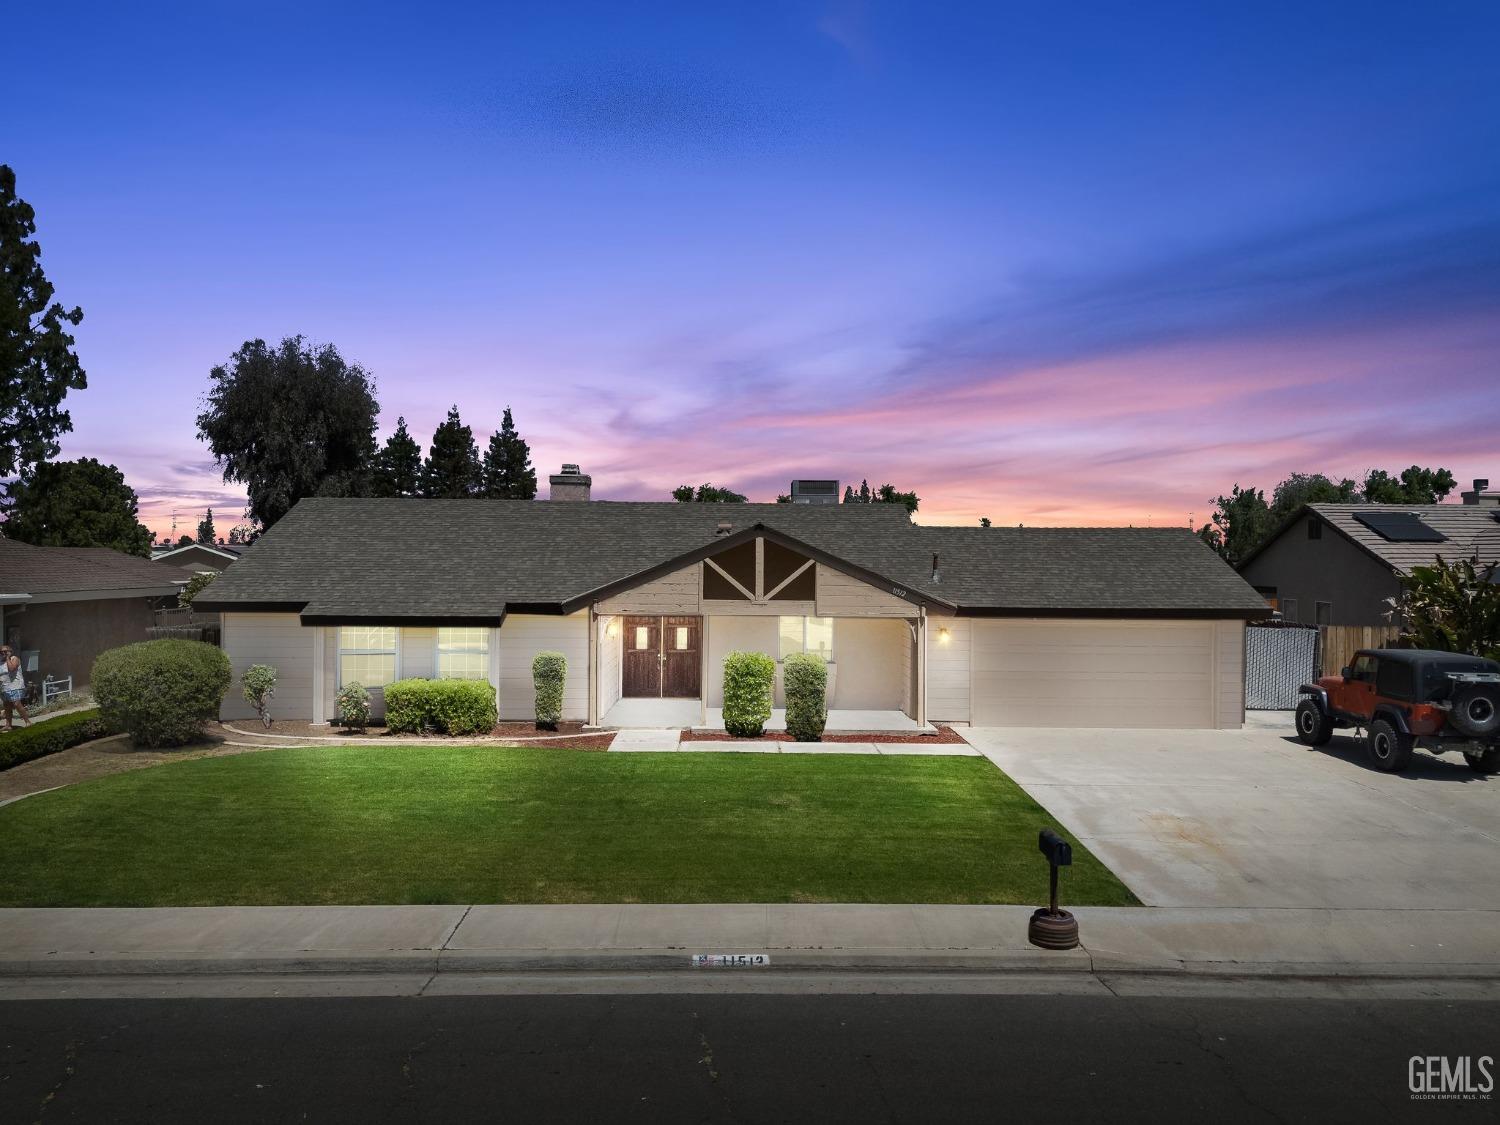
2;949;1497;981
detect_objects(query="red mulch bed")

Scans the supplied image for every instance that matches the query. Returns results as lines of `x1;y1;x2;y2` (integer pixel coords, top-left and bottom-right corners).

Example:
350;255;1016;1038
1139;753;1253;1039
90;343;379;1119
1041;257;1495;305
678;724;968;744
224;719;614;751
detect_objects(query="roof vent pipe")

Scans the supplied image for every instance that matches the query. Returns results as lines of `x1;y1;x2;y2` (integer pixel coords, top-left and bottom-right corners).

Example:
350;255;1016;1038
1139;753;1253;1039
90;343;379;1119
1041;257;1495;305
715;521;733;536
931;552;940;583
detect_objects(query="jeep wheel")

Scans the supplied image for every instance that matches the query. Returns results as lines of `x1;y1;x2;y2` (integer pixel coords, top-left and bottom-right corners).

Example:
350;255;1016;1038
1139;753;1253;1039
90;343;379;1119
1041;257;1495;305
1450;684;1500;739
1467;746;1500;775
1294;700;1333;746
1367;719;1413;773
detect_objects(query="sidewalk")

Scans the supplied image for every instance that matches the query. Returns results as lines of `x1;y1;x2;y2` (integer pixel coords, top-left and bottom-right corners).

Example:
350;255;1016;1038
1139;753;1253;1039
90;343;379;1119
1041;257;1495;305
1;903;1495;980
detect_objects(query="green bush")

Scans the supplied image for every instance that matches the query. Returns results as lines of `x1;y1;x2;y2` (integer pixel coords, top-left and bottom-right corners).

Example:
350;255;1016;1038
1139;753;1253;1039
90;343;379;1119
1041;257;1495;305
532;652;566;730
782;652;828;742
335;682;371;730
241;664;276;729
91;639;231;747
383;678;498;736
722;651;775;737
0;708;115;771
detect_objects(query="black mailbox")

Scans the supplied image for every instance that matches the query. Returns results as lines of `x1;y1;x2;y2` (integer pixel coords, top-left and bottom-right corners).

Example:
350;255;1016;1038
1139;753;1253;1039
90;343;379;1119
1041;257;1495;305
1038;828;1072;867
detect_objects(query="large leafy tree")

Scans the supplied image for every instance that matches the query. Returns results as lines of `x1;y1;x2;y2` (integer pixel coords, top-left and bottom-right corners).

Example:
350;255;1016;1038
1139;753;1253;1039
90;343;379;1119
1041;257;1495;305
0;457;152;556
1362;465;1457;505
481;406;538;499
422;406;481;498
1197;484;1274;565
1;165;88;477
371;416;423;497
1391;556;1500;660
842;478;920;514
672;483;748;502
1270;473;1359;519
197;336;379;528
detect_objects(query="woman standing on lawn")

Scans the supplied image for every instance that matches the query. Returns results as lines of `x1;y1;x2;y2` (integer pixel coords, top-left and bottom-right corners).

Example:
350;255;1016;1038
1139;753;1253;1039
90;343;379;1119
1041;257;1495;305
1;645;30;731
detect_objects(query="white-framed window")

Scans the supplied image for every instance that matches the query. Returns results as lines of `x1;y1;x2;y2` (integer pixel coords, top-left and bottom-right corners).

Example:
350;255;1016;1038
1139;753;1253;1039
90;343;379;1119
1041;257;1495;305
339;626;397;687
778;615;834;661
436;627;490;680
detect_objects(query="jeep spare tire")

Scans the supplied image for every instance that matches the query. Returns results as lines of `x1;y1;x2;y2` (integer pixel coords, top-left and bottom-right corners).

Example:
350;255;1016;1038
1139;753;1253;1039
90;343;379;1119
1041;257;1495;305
1449;683;1500;738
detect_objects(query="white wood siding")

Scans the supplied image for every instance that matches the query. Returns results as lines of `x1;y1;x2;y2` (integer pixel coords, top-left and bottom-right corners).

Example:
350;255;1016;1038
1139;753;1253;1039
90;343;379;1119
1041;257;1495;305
597;615;623;717
970;619;1234;729
1216;619;1246;728
815;565;916;617
596;565;701;615
221;612;314;720
497;612;589;721
925;617;971;723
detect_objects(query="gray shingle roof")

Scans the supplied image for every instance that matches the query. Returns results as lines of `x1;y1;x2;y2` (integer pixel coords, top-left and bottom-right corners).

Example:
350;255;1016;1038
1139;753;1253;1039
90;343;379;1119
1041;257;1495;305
198;497;1268;619
1309;504;1500;574
0;538;194;596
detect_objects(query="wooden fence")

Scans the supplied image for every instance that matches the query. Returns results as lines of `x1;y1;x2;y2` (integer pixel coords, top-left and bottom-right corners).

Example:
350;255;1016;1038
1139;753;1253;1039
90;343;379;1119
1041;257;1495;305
1317;625;1400;676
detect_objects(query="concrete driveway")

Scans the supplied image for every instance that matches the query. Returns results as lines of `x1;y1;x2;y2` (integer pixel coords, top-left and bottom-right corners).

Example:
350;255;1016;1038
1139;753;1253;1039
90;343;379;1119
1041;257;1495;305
963;715;1500;909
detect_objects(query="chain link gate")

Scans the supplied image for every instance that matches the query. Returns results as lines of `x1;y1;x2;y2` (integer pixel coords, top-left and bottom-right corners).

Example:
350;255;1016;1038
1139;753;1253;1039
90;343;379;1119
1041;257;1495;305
1244;623;1319;710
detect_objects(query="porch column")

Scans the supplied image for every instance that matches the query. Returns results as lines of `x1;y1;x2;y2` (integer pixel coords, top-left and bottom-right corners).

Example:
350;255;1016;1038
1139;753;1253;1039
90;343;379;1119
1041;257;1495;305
311;626;326;725
587;606;600;727
915;609;927;728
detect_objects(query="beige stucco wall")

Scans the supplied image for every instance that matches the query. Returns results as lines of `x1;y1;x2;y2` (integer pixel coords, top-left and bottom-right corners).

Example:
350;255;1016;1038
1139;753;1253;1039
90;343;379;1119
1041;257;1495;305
828;618;908;710
704;615;778;706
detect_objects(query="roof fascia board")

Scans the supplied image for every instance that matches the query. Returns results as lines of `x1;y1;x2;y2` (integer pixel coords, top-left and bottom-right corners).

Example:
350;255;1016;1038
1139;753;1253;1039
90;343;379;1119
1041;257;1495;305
300;612;508;628
954;606;1272;620
23;586;184;604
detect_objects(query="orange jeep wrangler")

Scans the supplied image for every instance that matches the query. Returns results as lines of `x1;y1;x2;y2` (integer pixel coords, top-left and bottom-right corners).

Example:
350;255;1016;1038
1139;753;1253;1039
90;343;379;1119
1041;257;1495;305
1295;648;1500;773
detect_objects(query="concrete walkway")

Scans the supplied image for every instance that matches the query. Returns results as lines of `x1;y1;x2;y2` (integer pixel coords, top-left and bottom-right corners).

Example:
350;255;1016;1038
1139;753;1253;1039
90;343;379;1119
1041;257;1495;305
0;903;1494;979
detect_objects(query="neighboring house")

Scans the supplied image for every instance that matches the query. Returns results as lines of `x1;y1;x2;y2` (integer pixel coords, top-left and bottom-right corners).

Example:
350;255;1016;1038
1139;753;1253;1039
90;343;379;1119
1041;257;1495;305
0;538;194;690
152;542;248;572
1237;479;1500;627
197;470;1270;731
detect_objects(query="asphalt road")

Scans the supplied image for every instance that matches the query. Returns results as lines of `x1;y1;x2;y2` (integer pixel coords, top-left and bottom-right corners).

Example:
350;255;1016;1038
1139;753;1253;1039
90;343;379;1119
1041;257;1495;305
2;990;1497;1123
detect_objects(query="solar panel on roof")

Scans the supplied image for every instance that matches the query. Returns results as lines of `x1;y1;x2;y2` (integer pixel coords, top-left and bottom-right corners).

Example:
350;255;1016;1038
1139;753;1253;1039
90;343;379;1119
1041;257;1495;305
1353;511;1446;542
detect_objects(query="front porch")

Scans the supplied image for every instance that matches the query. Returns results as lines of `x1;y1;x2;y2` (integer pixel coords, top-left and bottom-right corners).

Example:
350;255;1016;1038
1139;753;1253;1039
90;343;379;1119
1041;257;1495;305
598;698;934;733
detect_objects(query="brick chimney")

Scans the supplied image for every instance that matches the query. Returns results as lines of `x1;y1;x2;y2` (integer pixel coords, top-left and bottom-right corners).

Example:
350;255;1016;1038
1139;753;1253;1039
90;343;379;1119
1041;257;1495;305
548;463;592;502
1461;477;1499;507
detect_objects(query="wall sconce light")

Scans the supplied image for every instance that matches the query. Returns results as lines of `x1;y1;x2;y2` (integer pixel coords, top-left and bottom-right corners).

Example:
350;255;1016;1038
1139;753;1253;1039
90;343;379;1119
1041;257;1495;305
605;620;619;638
938;627;951;644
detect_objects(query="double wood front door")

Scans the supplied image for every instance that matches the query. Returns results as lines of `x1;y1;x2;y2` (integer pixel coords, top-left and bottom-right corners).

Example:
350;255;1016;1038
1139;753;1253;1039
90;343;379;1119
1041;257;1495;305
622;615;701;699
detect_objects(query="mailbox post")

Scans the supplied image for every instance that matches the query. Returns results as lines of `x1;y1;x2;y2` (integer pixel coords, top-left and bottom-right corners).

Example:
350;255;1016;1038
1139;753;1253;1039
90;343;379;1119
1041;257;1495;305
1027;828;1080;950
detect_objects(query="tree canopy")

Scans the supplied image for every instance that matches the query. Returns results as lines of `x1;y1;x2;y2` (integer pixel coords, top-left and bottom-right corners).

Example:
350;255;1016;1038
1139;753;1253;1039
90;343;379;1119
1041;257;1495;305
842;478;920;514
1361;466;1457;505
1;165;88;478
0;457;153;557
196;336;379;528
422;406;482;498
672;483;748;503
371;416;423;498
481;406;538;499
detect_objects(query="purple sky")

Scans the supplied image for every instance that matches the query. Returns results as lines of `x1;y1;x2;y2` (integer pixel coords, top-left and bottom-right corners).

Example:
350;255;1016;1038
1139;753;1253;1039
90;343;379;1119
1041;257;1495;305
9;1;1500;536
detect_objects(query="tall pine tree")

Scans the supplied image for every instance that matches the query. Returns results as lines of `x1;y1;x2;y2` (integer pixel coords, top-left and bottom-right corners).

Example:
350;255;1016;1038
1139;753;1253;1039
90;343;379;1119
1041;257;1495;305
481;406;538;499
196;507;216;544
421;406;481;498
372;416;423;497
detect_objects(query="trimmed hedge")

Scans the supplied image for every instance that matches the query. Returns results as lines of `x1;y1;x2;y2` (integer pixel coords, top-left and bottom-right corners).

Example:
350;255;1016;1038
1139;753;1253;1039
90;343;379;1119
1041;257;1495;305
92;639;232;747
722;651;775;737
783;652;828;742
383;678;498;736
532;652;566;730
0;708;115;772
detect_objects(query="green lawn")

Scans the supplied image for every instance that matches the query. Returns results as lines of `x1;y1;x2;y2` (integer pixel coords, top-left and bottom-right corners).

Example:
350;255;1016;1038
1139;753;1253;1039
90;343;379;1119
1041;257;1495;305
0;746;1137;907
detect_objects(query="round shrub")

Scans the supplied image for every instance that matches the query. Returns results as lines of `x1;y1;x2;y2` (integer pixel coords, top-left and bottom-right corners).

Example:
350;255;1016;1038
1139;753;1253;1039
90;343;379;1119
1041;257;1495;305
782;652;828;742
722;651;775;737
242;664;276;729
532;652;566;730
383;678;497;735
336;682;371;730
91;639;232;747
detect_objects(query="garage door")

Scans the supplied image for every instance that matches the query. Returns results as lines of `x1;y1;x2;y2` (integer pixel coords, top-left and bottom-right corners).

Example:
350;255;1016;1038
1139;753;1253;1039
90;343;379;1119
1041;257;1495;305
971;620;1217;728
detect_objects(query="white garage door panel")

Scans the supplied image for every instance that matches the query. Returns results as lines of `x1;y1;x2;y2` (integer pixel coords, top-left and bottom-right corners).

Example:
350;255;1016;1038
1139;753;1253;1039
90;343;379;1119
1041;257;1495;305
972;620;1216;728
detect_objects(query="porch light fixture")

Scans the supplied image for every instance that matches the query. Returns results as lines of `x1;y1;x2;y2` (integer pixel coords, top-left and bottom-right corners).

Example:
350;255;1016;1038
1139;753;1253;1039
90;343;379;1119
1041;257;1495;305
938;627;951;644
605;620;619;638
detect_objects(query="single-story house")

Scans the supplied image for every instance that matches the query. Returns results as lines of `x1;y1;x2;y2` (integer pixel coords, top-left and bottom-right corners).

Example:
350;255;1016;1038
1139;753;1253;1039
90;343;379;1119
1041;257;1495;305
152;542;249;572
1237;479;1500;626
0;537;194;691
198;479;1270;731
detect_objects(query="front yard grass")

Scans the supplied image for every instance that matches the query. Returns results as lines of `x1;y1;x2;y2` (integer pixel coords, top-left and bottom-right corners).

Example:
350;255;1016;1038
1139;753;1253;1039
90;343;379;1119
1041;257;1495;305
0;746;1137;907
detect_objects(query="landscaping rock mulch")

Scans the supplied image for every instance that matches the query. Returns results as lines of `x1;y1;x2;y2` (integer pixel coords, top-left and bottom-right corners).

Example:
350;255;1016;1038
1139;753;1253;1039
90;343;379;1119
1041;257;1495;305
218;719;616;751
678;724;969;744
